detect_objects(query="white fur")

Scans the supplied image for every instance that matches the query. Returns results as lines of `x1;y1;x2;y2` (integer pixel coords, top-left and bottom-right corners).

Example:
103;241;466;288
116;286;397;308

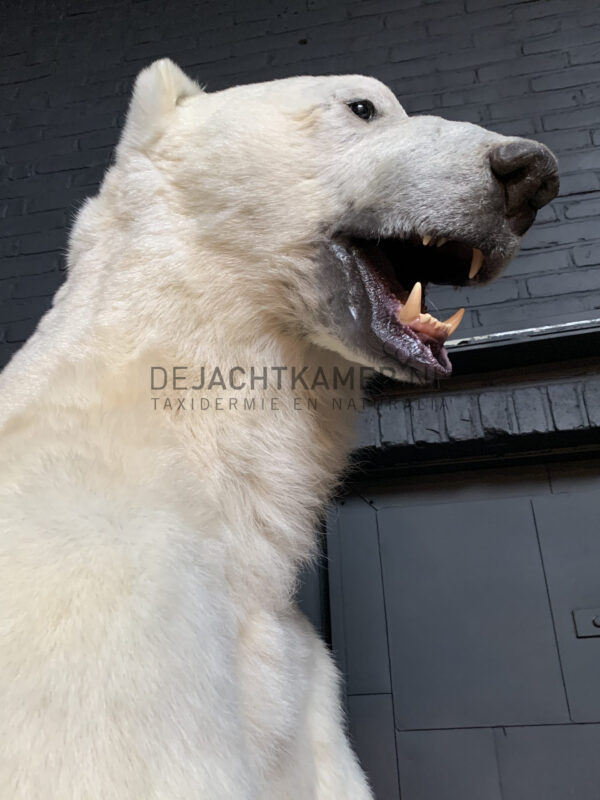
0;60;519;798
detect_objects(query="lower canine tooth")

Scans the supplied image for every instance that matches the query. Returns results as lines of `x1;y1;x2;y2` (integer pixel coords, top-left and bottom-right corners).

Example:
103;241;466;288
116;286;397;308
443;307;465;336
397;281;422;322
422;234;432;246
469;248;484;279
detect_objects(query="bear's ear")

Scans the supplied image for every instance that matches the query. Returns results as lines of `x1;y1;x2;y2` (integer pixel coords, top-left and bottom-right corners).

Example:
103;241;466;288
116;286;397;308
117;59;203;155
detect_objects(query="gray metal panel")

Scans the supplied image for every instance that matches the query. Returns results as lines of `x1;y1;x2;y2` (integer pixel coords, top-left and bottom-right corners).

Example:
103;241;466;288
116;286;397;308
296;556;326;639
327;497;391;695
496;724;600;800
396;728;502;800
379;497;569;729
534;491;600;722
347;694;400;800
325;503;348;683
363;462;551;510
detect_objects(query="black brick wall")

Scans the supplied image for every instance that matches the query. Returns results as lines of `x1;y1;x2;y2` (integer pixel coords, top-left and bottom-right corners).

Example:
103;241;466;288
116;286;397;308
1;0;599;369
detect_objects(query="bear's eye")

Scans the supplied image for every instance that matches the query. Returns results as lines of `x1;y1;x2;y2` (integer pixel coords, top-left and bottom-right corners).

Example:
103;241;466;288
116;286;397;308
348;99;376;121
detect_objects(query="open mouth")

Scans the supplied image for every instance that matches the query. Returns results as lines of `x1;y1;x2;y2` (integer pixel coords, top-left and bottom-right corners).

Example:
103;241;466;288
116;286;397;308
326;230;497;380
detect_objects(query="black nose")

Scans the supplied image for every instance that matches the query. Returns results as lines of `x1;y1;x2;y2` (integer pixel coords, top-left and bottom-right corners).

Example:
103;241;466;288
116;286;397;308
489;139;559;234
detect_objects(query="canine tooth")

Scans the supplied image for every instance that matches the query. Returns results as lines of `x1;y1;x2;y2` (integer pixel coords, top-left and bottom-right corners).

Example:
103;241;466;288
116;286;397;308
469;248;484;279
443;307;465;336
436;237;447;247
422;234;432;246
398;281;422;322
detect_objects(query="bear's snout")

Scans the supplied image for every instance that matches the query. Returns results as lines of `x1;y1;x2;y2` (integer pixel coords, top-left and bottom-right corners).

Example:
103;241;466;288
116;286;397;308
489;139;560;235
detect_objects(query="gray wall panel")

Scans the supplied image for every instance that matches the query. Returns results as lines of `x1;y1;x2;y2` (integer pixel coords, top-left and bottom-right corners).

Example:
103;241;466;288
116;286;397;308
396;728;502;800
347;694;400;800
496;724;600;800
327;497;391;696
534;491;600;722
379;498;569;729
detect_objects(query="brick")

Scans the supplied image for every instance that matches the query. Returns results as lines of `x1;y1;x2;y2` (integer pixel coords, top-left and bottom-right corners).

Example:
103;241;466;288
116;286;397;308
478;294;595;328
510;248;571;276
485;118;537;137
0;342;22;363
532;63;600;91
547;383;587;431
0;297;50;323
438;103;487;124
430;278;520;311
465;0;518;9
556;148;600;174
6;316;39;342
0;210;66;237
355;406;381;449
563;197;600;219
483;16;562;47
573;245;600;267
527;268;600;297
512;388;550;434
479;52;568;81
441;78;530;108
438;44;518;72
0;279;16;302
409;396;446;445
351;0;422;18
513;0;572;21
78;129;118;150
401;94;437;113
391;36;470;65
535;204;557;224
581;9;600;27
443;394;482;441
522;219;600;250
544;107;600;131
523;25;600;54
379;398;412;446
558;172;600;196
583;380;600;427
582;85;600;104
0;198;26;218
570;41;600;65
25;188;90;213
14;271;63;298
392;69;477;99
478;391;516;437
428;8;508;37
18;229;66;255
0;253;62;279
535;128;591;153
489;89;581;120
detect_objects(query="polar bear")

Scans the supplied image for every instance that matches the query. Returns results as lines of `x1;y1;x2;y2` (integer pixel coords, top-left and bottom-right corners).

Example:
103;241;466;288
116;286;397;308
0;59;558;799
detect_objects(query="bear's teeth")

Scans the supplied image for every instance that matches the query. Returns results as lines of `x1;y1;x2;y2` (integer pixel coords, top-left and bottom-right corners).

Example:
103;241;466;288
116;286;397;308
436;237;447;247
469;248;484;279
398;304;465;342
397;281;422;322
443;307;465;336
422;234;433;246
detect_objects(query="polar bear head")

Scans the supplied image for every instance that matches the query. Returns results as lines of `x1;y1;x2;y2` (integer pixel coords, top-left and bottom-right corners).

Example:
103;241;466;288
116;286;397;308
113;59;559;384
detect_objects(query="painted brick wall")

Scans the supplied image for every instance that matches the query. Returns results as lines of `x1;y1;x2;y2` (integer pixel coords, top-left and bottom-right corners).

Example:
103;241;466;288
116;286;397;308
1;0;599;369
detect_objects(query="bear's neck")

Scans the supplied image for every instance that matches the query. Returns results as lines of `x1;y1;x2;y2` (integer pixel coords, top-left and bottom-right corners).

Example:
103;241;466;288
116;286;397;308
150;337;362;609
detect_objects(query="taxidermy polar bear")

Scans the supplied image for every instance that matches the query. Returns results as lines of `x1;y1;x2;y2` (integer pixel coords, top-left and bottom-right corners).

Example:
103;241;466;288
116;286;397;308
0;59;558;799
